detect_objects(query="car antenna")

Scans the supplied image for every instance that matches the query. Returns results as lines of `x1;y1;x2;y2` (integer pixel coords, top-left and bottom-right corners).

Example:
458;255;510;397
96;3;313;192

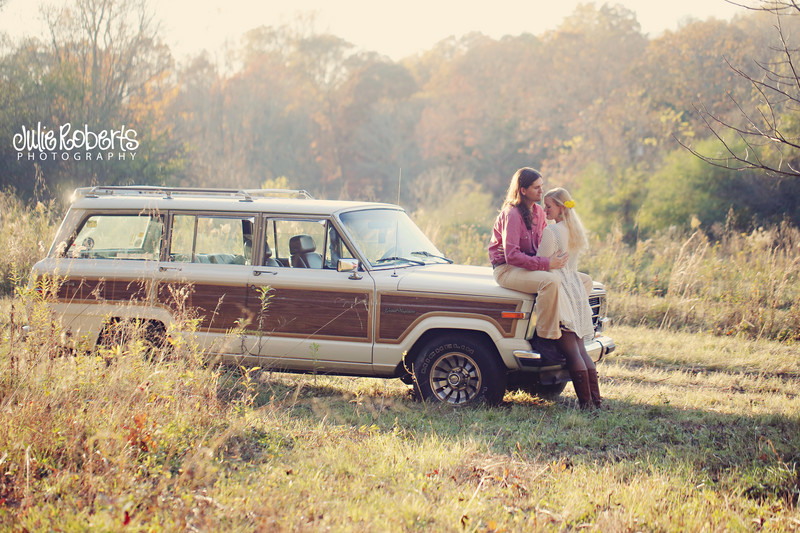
396;167;402;205
392;168;402;277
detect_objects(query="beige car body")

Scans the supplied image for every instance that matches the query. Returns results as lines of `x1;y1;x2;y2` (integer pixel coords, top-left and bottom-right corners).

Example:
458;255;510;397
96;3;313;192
30;186;615;404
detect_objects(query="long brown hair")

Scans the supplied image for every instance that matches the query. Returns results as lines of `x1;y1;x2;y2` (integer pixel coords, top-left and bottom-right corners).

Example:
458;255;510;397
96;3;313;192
502;167;542;230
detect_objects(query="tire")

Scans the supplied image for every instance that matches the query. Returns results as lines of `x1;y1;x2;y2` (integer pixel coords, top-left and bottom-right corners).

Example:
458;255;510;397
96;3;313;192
142;321;168;351
97;318;168;356
413;334;507;406
96;318;128;349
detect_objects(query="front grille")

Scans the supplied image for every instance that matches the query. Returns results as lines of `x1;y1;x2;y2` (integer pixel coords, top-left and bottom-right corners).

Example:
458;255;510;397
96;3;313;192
589;295;602;329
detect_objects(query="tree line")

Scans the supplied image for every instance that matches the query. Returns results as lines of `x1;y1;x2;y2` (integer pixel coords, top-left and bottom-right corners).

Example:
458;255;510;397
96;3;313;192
2;0;800;240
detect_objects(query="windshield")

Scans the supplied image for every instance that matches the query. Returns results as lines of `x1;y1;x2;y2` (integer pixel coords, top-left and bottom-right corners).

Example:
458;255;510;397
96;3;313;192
339;209;450;267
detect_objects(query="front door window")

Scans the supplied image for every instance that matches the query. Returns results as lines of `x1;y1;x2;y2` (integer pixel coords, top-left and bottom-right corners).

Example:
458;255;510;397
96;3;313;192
246;217;373;365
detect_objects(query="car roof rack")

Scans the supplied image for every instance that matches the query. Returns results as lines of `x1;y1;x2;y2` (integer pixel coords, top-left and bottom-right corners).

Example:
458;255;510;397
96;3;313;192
72;186;314;202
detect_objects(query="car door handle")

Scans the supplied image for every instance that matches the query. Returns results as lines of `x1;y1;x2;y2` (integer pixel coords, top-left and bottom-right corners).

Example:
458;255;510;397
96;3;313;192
159;266;183;272
253;270;278;276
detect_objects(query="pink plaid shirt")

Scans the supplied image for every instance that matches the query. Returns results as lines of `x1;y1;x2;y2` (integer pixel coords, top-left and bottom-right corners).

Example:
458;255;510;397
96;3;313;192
488;204;550;271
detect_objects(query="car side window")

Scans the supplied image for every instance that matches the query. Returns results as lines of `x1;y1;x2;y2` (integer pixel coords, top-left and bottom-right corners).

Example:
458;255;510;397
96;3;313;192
66;213;163;260
325;223;355;269
169;214;254;265
263;218;353;269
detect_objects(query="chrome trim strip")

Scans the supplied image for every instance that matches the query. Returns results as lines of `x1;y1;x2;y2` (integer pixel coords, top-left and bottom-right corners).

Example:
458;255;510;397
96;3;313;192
514;334;616;371
513;349;542;361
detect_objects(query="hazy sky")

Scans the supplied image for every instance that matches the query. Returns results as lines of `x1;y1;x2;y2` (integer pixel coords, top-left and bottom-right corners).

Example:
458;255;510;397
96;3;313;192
1;0;748;61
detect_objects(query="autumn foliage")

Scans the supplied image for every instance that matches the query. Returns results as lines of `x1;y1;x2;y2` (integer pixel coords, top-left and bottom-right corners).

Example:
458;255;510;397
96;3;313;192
3;2;800;239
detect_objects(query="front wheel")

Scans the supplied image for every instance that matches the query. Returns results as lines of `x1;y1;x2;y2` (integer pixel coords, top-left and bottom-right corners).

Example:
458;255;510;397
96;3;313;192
413;334;507;406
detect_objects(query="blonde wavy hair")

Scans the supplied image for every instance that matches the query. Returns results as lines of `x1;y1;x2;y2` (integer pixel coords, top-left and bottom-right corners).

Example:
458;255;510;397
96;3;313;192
544;187;588;255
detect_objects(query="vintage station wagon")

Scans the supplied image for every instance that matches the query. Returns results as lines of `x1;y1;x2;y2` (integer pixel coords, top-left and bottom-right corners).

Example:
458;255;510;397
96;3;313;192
30;186;615;405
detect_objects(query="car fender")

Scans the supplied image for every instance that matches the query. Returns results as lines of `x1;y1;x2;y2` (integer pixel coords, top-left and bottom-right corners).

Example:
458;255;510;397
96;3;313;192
45;301;176;349
372;314;525;374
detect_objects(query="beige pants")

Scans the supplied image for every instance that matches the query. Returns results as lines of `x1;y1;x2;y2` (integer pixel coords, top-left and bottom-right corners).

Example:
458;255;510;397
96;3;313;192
493;264;562;339
493;265;594;340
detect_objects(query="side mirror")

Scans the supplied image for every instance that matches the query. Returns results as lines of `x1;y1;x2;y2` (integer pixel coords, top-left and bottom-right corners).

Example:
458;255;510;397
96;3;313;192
337;258;362;279
337;258;359;272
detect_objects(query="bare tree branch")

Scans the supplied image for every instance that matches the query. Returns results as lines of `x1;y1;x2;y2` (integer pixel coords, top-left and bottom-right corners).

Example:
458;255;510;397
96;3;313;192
725;0;800;15
686;1;800;177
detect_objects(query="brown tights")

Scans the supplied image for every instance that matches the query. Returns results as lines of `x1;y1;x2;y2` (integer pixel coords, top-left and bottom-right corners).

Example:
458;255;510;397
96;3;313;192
557;330;602;409
556;330;595;374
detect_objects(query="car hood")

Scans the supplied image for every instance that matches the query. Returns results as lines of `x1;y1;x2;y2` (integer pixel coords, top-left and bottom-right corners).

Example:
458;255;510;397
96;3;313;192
393;264;531;301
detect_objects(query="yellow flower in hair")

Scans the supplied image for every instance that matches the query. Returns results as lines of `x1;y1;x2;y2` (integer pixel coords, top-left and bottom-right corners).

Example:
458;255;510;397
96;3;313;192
564;200;576;209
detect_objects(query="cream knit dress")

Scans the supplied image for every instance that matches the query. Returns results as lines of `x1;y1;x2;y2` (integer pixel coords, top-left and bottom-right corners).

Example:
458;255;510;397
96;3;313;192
536;221;594;340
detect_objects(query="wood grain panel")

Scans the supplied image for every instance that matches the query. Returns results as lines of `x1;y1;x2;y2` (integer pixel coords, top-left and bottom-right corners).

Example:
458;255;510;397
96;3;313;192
378;293;520;342
57;277;147;302
157;282;248;331
249;287;370;341
107;279;148;302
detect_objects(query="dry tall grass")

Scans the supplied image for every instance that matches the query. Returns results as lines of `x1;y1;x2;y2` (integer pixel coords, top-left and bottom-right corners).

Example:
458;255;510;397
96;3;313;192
581;221;800;342
1;281;262;529
0;192;799;530
0;194;61;295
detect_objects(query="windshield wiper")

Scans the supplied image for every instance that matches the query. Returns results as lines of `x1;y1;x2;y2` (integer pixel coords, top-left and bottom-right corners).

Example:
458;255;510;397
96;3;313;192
410;250;453;263
373;256;425;266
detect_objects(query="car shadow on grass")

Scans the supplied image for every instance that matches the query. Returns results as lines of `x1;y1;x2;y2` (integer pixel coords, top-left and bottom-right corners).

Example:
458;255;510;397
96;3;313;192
217;366;800;506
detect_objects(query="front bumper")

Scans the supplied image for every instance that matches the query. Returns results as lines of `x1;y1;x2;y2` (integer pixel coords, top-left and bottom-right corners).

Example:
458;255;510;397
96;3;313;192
513;334;616;371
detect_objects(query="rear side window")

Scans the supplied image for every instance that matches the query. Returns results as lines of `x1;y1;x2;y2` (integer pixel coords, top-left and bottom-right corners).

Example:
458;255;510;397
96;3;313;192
169;215;254;265
66;214;163;260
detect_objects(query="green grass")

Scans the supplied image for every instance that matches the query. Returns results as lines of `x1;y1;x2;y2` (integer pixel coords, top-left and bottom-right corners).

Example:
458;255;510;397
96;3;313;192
2;323;799;531
2;191;799;530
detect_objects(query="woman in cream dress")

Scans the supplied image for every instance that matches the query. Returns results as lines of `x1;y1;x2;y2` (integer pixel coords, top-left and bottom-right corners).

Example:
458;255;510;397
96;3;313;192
537;188;603;409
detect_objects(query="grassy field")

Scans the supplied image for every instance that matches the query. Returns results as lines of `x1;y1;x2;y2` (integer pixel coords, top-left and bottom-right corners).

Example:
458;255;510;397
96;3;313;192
1;322;799;532
1;192;799;531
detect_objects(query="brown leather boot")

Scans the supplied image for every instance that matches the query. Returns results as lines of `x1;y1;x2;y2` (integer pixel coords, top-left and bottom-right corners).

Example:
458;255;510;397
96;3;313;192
587;368;603;409
569;370;593;409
